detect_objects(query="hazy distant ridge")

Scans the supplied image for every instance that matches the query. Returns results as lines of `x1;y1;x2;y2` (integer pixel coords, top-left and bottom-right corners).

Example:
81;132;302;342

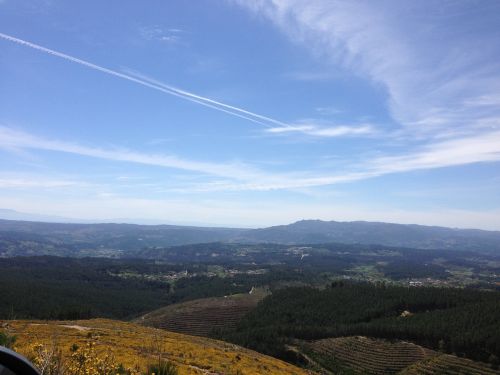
238;219;500;252
1;216;500;254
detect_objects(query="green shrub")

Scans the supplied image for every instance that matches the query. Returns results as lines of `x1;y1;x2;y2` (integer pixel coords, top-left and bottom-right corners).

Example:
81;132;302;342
146;360;178;375
0;331;17;348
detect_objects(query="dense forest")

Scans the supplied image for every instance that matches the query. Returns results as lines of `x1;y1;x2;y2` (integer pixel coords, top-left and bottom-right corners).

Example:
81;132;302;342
0;256;308;320
217;282;500;366
0;257;170;319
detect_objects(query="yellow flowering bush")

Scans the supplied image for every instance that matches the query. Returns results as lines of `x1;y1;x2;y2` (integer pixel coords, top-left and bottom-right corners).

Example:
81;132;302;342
27;338;135;375
66;340;118;375
27;338;178;375
6;319;309;375
29;342;65;375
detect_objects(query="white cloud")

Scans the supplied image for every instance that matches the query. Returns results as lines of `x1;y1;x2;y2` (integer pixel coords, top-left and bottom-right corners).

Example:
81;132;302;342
139;26;184;44
315;106;343;115
2;126;500;192
0;178;77;189
266;123;374;137
232;1;500;140
0;126;267;181
370;130;500;174
283;70;339;82
176;130;500;191
464;95;500;108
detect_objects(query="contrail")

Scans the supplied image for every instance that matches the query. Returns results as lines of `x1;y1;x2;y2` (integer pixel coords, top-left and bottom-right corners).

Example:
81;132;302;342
125;70;289;128
0;32;290;128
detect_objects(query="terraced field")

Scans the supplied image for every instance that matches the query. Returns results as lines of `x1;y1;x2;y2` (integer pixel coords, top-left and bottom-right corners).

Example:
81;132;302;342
401;354;499;375
305;336;499;375
308;336;436;374
135;290;266;337
3;318;309;375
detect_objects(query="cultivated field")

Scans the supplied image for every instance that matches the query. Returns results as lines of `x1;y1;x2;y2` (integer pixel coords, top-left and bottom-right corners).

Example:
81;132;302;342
135;289;266;337
305;336;498;375
400;354;499;375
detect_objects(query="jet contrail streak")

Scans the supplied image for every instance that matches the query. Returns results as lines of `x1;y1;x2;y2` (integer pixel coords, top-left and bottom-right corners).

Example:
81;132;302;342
0;32;289;128
125;70;289;128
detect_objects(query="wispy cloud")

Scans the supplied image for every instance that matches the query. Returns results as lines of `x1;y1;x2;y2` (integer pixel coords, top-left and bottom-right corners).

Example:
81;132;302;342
139;26;184;44
232;1;500;141
0;126;266;181
0;177;78;189
370;130;500;174
2;126;500;192
315;106;343;116
266;123;374;137
283;70;338;82
463;95;500;108
173;130;500;191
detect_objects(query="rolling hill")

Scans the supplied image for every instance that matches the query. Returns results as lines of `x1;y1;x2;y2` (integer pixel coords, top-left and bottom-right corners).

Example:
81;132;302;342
135;290;267;337
0;218;245;256
2;217;500;257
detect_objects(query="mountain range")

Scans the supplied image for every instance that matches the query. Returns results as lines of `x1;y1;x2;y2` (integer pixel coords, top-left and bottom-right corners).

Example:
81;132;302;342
1;210;500;254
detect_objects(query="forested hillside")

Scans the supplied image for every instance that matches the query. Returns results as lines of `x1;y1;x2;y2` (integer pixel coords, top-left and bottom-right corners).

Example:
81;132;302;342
0;257;271;320
218;283;500;366
239;220;500;252
0;219;244;256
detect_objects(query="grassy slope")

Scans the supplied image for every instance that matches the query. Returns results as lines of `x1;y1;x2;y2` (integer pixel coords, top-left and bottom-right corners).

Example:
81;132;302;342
3;319;310;375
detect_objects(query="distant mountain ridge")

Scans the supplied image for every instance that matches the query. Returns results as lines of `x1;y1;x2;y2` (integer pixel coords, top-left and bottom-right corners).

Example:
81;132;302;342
0;208;85;223
238;219;500;252
0;218;245;255
0;208;225;227
1;216;500;255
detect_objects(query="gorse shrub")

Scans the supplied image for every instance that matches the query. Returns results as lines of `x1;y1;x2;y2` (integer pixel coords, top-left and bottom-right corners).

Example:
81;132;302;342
28;342;65;375
146;360;178;375
66;340;118;375
0;331;17;348
26;337;179;375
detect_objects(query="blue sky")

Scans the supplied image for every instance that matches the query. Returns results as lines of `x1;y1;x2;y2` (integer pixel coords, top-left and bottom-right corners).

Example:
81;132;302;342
1;0;500;229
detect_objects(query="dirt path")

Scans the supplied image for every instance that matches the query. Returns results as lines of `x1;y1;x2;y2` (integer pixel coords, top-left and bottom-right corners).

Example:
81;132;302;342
29;323;90;331
60;324;90;331
286;345;333;375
